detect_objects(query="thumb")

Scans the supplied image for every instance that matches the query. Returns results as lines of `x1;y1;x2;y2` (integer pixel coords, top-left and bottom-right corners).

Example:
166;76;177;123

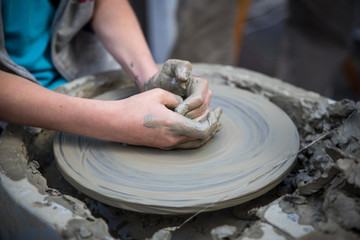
174;60;192;82
163;59;192;82
159;90;183;110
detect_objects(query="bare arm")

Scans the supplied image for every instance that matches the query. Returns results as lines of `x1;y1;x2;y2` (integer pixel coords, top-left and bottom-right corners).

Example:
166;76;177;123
0;0;222;150
92;0;217;120
0;71;221;149
92;0;157;90
0;71;124;140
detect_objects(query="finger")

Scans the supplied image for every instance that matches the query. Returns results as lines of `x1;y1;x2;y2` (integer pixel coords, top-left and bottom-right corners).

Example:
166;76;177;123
160;135;194;150
162;135;199;150
175;97;201;117
179;107;223;140
170;139;204;149
168;94;183;110
184;90;211;120
197;107;222;139
153;89;183;109
163;59;192;82
175;87;210;116
199;121;222;144
171;120;222;149
174;60;192;82
185;105;210;121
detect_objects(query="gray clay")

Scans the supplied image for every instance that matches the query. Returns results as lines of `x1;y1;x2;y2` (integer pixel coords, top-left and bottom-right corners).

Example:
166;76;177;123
0;64;359;239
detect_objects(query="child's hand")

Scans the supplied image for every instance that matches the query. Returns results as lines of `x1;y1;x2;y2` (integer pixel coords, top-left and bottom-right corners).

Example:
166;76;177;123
144;59;213;120
112;88;222;149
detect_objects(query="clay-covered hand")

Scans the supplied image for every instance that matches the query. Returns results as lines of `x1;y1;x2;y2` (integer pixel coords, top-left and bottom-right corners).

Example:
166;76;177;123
119;88;222;150
144;59;211;120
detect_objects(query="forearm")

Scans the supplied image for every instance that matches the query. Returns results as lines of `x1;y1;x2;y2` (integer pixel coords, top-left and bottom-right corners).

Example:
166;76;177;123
92;0;158;91
0;71;121;140
0;71;221;149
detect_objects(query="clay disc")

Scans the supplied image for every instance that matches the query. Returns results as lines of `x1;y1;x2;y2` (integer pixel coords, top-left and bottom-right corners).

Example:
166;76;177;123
54;84;299;214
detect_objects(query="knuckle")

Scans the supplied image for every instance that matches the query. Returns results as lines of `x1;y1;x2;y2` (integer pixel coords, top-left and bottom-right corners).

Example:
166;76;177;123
184;61;192;70
163;136;181;150
192;96;203;105
153;88;166;95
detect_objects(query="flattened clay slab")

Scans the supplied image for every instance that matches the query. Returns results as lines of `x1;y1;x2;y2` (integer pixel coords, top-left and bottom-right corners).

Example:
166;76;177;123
54;84;299;214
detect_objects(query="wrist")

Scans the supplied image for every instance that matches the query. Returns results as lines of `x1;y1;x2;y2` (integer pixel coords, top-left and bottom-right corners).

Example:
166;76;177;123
119;55;158;92
132;62;158;92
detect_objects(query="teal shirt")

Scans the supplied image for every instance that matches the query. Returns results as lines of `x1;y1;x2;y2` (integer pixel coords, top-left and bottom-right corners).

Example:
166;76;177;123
2;0;67;89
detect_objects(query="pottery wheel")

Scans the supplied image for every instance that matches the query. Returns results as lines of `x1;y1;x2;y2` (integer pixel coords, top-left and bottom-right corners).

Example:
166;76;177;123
54;84;299;214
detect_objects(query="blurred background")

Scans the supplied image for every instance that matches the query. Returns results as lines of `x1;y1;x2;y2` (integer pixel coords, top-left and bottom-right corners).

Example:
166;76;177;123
130;0;360;101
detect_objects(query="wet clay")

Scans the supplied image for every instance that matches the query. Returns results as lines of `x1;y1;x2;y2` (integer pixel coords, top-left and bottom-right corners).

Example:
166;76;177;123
143;106;223;149
53;84;299;214
145;59;192;96
1;65;359;239
145;59;211;118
